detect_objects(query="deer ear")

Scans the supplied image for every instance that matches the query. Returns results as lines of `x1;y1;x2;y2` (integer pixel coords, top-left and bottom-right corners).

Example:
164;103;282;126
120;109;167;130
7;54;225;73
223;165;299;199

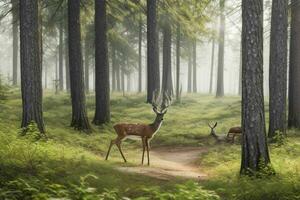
162;109;167;115
153;107;158;114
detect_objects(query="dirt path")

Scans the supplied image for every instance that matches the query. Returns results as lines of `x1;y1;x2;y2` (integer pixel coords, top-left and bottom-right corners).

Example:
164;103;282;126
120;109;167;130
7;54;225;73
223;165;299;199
117;147;208;180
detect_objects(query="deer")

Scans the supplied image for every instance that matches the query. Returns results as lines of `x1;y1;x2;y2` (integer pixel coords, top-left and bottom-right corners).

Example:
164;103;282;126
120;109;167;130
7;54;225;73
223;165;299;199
208;122;242;143
105;93;171;165
226;126;242;143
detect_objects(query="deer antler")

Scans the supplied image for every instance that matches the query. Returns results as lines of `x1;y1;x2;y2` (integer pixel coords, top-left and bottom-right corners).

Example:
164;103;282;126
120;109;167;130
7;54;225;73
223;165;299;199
161;91;172;114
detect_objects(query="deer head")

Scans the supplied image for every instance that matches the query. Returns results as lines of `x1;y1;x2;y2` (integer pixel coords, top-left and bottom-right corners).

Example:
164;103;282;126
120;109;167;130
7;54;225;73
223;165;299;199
151;91;172;123
208;122;218;137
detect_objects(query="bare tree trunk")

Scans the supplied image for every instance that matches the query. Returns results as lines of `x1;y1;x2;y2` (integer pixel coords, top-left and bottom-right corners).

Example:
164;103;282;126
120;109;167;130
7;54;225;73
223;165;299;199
162;20;173;96
209;38;215;94
65;18;70;92
288;0;300;128
68;0;91;132
59;21;64;91
216;0;225;97
111;45;116;91
192;40;197;93
176;24;181;101
138;15;142;93
268;0;288;137
147;0;160;102
19;0;45;133
12;0;18;86
187;41;192;93
84;36;90;93
93;0;110;124
240;0;271;174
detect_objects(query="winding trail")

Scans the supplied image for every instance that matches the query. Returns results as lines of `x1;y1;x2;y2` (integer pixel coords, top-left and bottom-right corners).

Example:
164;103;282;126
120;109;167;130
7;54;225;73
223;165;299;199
117;147;208;180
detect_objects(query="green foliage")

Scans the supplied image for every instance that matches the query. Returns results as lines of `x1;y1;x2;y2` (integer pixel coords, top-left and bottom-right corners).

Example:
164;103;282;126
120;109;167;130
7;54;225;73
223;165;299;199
19;121;45;141
270;131;287;147
0;74;7;100
0;91;300;200
134;181;220;200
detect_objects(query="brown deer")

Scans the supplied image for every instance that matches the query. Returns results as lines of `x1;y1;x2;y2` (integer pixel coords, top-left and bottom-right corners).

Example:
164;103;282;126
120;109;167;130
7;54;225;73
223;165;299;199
208;122;242;143
105;93;171;165
226;126;242;143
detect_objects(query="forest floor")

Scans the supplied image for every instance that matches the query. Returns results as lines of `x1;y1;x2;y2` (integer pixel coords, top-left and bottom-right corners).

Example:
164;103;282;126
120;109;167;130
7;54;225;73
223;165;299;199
117;146;208;180
0;89;299;200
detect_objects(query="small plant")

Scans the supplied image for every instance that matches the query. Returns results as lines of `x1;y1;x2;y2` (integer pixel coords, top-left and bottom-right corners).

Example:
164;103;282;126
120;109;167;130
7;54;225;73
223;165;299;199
19;121;45;141
270;131;286;146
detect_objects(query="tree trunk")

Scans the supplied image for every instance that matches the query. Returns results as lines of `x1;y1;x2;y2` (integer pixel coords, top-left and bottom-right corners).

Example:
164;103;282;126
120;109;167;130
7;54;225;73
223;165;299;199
147;0;160;102
176;24;181;101
187;41;192;93
19;0;45;133
192;40;197;93
138;15;142;93
68;0;91;132
12;0;18;86
59;21;64;91
268;0;288;137
162;21;173;96
111;45;116;91
209;38;215;94
216;0;225;97
238;43;242;96
240;0;271;174
65;13;70;92
84;36;90;93
127;73;131;92
288;0;300;128
121;68;125;95
93;0;110;125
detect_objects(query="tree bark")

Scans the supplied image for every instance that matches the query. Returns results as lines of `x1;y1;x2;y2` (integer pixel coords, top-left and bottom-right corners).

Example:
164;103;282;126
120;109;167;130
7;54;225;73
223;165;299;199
147;0;160;102
216;0;225;97
93;0;110;125
192;40;197;93
19;0;45;133
268;0;288;137
68;0;91;132
59;21;64;91
84;36;90;93
12;0;18;86
209;38;215;94
187;41;192;93
288;0;300;128
65;20;70;92
162;20;173;96
111;45;116;91
138;15;142;93
176;24;181;100
240;0;271;174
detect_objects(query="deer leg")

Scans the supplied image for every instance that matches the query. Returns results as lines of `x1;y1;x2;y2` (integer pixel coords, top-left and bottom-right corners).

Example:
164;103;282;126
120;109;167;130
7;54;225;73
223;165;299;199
146;138;150;166
142;137;146;165
116;138;127;163
105;139;115;160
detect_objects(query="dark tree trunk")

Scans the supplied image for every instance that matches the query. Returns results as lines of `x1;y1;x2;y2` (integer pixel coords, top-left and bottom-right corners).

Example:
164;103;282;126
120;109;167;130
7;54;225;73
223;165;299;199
288;0;300;128
162;21;173;96
187;41;192;93
138;15;142;93
209;38;215;94
240;0;270;174
176;24;181;101
147;0;160;102
59;21;64;91
192;40;197;93
93;0;110;125
19;0;45;133
84;36;90;93
68;0;91;132
65;13;70;92
269;0;288;137
12;0;18;86
216;0;225;97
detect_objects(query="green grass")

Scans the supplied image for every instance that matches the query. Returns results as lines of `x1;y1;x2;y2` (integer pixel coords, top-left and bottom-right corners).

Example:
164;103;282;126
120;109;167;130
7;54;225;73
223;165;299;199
0;89;299;199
